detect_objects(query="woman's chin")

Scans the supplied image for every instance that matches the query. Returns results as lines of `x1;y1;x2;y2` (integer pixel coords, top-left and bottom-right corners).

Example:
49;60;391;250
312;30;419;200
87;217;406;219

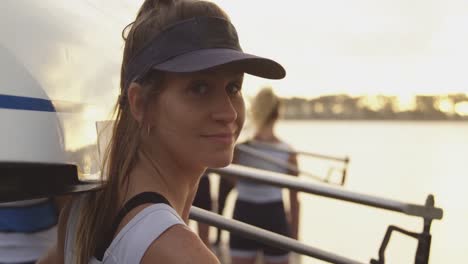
206;156;233;168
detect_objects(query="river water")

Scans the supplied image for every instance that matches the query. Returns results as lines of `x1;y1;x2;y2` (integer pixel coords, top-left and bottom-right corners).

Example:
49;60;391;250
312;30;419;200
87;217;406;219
208;121;468;264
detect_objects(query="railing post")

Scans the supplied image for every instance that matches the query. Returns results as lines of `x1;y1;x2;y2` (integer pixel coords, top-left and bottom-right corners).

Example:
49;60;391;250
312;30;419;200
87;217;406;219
414;195;435;264
370;195;437;264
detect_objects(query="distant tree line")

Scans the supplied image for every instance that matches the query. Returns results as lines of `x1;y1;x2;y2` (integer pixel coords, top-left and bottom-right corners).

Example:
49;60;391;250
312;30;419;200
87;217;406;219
280;94;468;120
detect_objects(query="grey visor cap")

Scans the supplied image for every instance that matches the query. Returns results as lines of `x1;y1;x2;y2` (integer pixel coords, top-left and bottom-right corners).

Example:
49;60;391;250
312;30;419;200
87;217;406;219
152;48;286;79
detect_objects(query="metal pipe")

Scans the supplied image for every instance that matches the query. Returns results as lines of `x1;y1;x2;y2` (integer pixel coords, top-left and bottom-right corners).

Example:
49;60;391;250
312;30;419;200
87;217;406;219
247;140;350;163
190;206;364;264
208;164;443;220
236;144;324;181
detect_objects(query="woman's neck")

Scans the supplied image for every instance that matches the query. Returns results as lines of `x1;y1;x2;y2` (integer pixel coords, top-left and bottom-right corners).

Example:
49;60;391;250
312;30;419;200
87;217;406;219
253;121;278;142
122;149;203;222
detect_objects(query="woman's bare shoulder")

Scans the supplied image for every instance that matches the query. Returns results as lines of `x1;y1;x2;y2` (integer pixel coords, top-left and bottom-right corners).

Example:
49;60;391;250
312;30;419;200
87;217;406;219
141;224;219;264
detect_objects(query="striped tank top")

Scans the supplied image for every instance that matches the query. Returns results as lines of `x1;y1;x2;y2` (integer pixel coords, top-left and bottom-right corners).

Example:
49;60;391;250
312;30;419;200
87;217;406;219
235;140;292;203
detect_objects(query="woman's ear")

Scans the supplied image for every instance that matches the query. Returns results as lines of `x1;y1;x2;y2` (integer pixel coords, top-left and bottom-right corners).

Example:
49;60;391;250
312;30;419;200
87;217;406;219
127;82;145;124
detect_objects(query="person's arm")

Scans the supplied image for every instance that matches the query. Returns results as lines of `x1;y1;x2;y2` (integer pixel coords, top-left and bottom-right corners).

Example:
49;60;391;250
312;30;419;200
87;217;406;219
37;196;72;264
141;225;220;264
216;146;239;214
287;153;300;240
213;146;239;215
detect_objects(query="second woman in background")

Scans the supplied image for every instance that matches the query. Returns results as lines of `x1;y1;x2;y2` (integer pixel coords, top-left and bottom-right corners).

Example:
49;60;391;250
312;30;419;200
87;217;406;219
229;88;300;264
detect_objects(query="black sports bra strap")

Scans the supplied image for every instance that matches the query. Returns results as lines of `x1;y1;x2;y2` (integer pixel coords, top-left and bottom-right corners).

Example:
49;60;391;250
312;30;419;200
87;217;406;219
95;192;171;261
114;192;171;227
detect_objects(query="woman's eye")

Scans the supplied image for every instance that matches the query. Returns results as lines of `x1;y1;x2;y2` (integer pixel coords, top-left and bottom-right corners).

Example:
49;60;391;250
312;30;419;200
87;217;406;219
190;83;209;95
227;82;242;95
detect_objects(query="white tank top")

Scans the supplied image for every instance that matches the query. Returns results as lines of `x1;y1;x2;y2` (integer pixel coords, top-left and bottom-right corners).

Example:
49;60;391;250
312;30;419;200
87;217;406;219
64;194;186;263
235;141;292;203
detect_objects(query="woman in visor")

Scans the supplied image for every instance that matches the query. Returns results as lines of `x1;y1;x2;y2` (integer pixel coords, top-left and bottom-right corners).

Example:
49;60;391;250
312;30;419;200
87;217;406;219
38;0;285;263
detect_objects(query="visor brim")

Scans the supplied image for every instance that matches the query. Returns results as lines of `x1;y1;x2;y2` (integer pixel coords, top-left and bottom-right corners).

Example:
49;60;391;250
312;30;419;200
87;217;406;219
152;48;286;80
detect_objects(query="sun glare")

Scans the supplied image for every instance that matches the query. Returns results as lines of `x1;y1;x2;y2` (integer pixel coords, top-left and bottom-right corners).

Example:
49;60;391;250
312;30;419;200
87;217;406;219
455;102;468;116
436;98;454;113
395;94;416;112
357;95;387;111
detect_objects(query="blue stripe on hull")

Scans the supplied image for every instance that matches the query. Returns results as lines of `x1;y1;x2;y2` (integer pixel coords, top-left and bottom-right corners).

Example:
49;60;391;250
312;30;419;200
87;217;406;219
0;200;58;232
0;94;56;112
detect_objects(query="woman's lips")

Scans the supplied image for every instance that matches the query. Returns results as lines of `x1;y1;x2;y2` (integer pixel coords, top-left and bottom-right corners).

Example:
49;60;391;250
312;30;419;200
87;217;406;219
201;133;235;144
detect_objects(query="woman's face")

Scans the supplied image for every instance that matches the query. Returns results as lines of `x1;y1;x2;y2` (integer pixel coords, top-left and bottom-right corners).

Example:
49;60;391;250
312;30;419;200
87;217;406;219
146;65;245;170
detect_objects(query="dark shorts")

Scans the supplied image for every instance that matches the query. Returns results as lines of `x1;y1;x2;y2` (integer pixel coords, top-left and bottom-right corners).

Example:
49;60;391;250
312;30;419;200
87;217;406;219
229;200;290;258
192;176;212;210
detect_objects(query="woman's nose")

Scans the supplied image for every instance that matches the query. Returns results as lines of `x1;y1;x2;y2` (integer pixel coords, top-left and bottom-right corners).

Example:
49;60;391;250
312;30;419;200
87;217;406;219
211;96;238;123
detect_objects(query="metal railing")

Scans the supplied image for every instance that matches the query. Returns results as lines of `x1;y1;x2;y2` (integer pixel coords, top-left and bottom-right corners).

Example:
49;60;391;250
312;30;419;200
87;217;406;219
208;164;442;220
0;162;443;263
247;140;350;163
190;207;364;264
188;164;444;264
236;143;349;186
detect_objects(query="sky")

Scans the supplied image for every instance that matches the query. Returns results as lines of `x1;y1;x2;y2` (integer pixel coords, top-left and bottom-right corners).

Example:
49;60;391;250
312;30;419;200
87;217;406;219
212;0;468;98
5;0;468;102
94;0;468;99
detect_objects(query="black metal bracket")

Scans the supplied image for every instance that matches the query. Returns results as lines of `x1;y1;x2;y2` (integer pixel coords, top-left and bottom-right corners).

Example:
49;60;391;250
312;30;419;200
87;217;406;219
370;195;435;264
